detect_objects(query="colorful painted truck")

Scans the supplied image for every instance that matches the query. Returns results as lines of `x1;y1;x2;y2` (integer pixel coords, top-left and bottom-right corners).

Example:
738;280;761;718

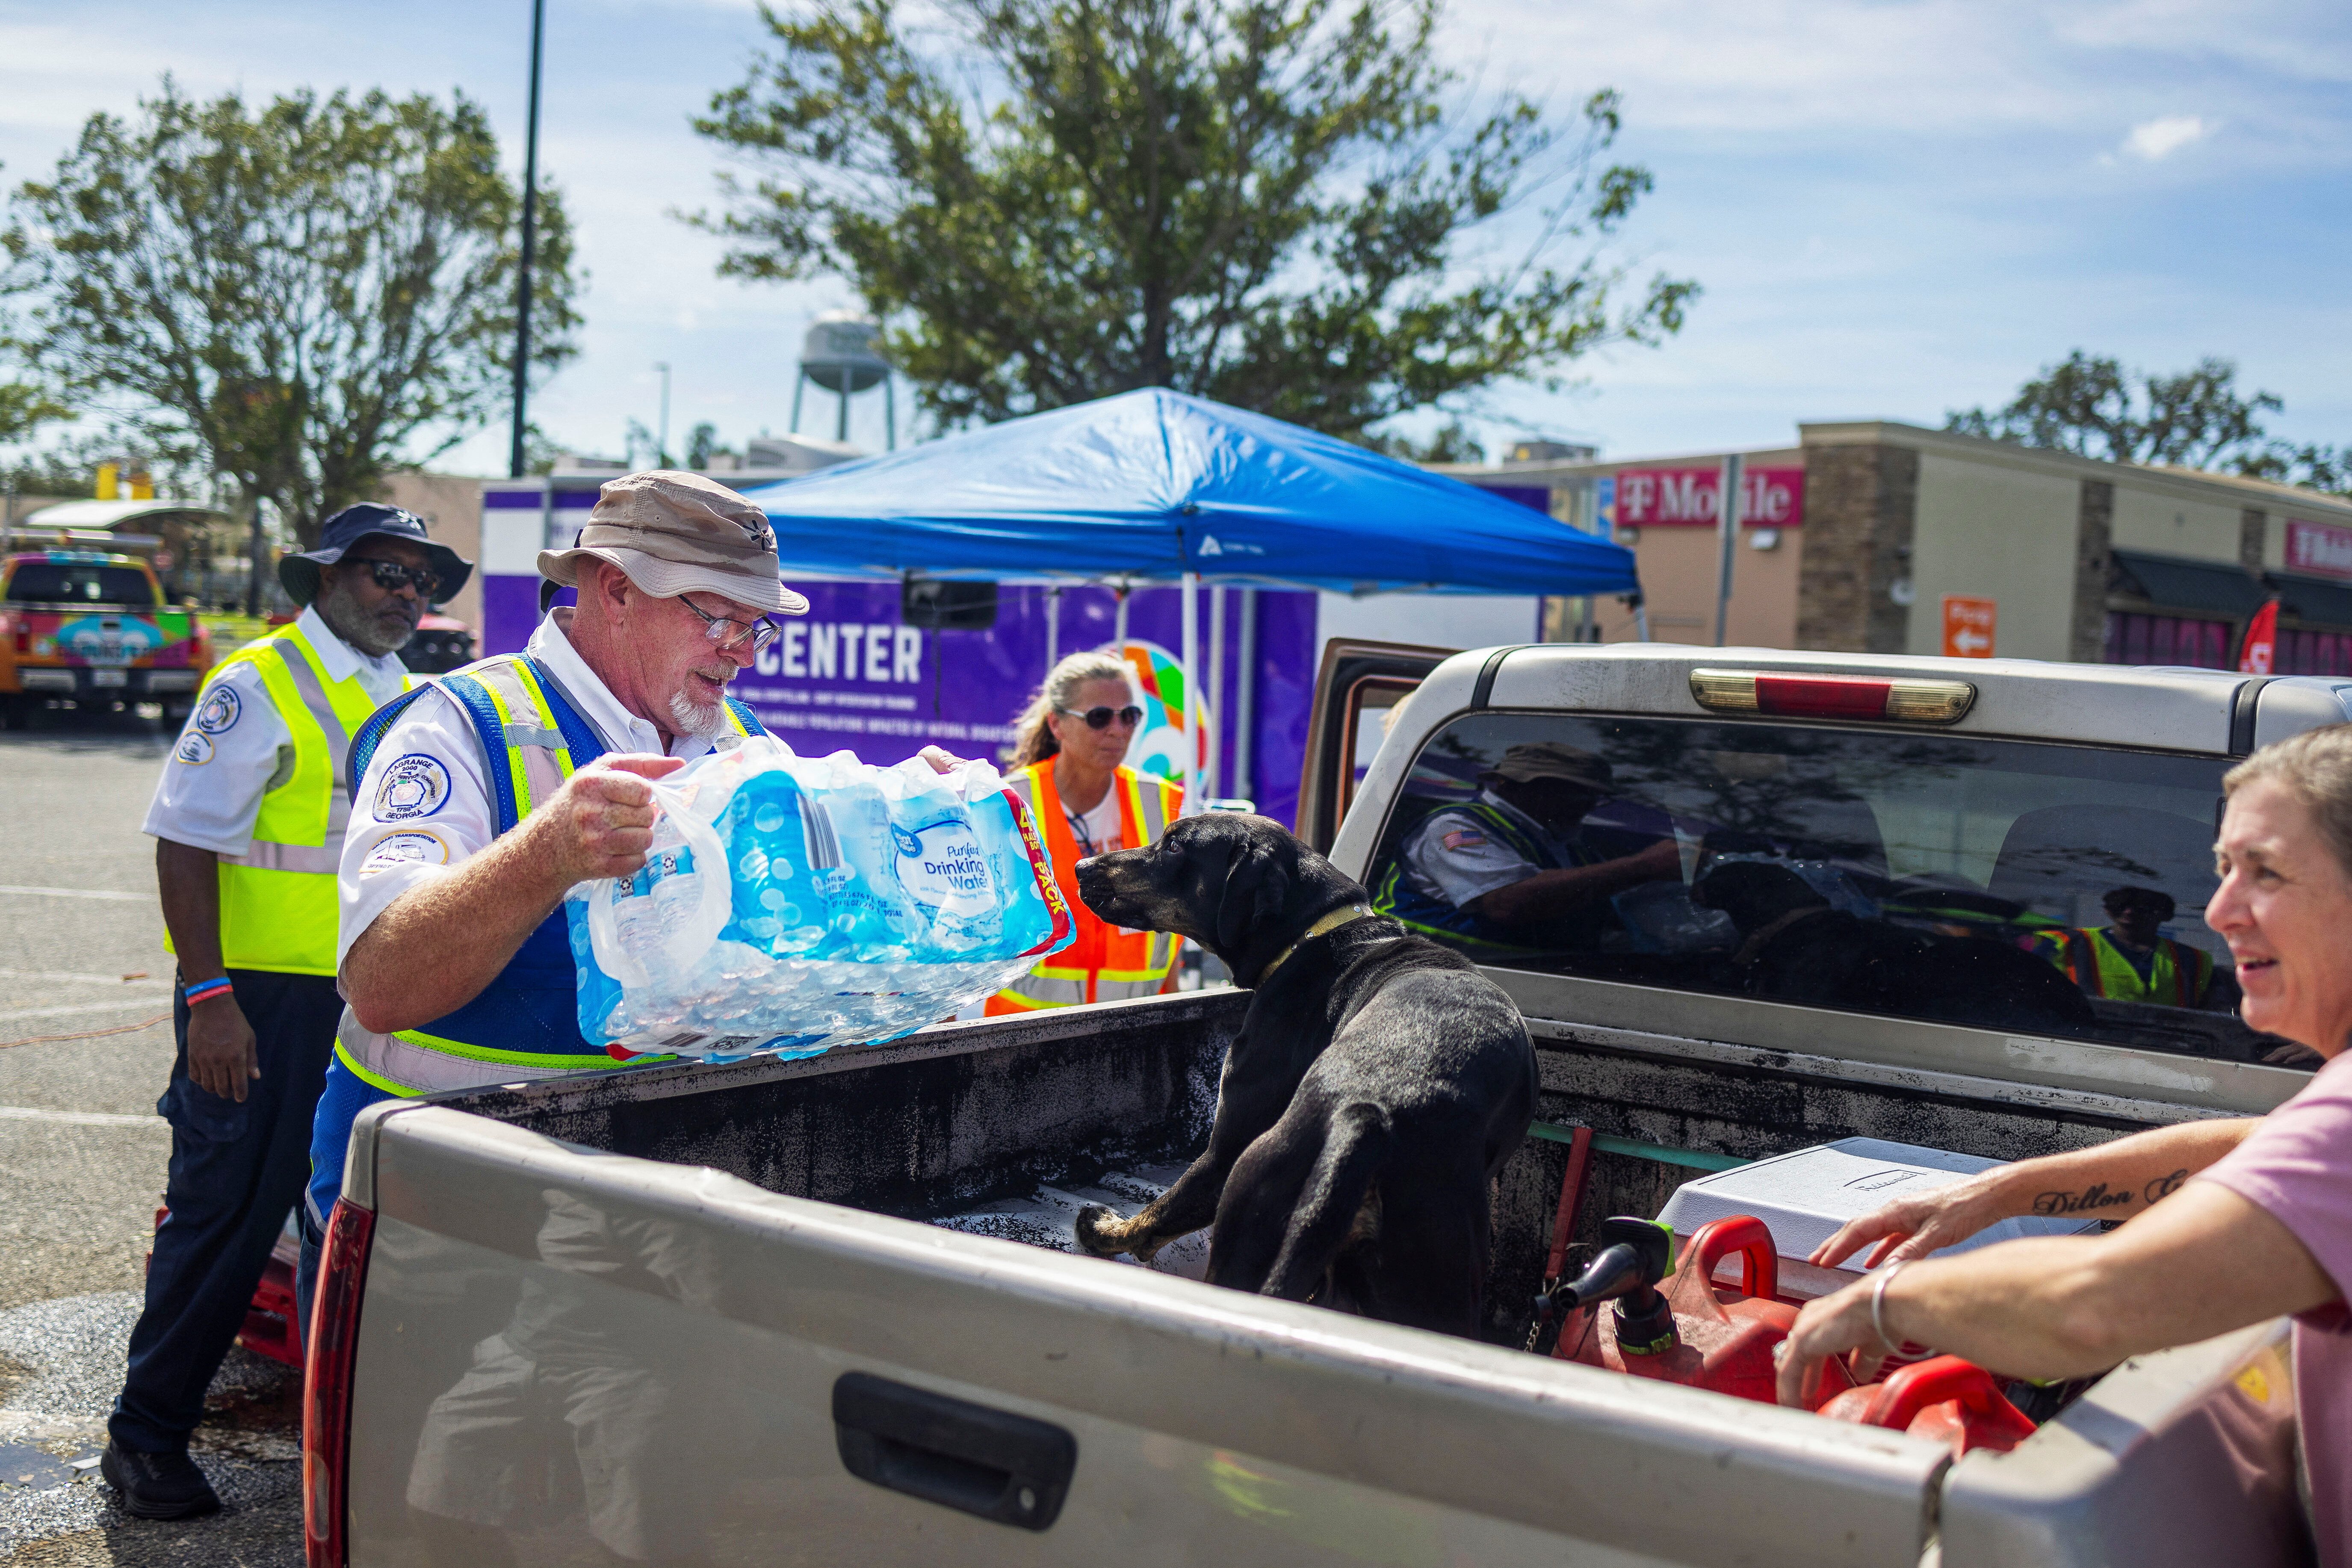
0;544;213;725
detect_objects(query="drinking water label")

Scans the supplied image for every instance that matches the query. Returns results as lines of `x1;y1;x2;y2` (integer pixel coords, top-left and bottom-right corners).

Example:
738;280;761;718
893;818;993;921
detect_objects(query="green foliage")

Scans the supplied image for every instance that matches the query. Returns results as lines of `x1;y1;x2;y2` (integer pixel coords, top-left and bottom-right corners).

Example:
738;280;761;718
694;0;1694;440
685;420;737;469
1948;350;2344;494
7;80;582;545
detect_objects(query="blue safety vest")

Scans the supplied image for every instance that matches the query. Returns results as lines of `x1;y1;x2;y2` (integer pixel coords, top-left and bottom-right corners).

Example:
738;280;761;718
306;652;765;1222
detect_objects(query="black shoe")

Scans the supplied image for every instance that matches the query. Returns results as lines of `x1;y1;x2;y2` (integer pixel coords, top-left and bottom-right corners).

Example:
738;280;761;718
100;1441;221;1520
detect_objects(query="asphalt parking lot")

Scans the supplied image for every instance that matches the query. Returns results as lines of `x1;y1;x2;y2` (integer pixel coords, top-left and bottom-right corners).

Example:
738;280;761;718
0;701;301;1565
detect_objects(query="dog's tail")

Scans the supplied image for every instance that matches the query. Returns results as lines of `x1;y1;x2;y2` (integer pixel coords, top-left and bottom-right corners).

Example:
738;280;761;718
1261;1102;1390;1302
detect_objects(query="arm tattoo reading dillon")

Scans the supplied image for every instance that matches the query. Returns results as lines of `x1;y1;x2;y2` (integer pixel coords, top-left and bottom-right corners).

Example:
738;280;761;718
2029;1168;2189;1218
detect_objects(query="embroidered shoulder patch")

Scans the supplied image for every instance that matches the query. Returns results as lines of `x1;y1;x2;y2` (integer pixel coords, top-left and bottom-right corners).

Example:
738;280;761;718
174;730;215;766
195;685;241;735
376;754;452;820
360;829;451;874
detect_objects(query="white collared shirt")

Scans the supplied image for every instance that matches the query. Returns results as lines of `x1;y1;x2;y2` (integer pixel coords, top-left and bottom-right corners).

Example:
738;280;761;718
1403;787;1582;908
335;608;745;973
143;605;411;856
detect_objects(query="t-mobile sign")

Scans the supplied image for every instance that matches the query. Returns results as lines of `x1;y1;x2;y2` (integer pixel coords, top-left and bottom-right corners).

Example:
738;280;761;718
1613;466;1806;528
2285;519;2352;581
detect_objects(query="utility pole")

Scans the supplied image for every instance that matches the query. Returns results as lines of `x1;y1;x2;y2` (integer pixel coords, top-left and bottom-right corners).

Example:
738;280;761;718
655;362;671;467
1714;452;1743;647
507;0;547;479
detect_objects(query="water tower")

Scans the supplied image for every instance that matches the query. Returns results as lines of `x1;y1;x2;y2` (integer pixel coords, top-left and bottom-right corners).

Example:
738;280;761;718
790;312;894;449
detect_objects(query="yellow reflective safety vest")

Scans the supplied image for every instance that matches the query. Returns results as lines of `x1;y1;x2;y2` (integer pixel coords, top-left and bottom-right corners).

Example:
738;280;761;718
331;651;765;1097
172;619;407;975
989;762;1183;1012
2031;925;2214;1008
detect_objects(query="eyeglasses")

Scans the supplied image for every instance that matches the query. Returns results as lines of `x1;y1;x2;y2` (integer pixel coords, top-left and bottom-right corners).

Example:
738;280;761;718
679;594;779;652
1060;705;1144;730
341;558;440;596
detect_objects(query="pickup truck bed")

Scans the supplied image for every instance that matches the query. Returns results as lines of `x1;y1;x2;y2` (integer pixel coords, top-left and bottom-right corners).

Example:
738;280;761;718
340;988;2306;1568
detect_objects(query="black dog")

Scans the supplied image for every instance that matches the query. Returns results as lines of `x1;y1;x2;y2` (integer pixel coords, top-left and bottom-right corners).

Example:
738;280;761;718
1692;861;2093;1034
1070;814;1536;1337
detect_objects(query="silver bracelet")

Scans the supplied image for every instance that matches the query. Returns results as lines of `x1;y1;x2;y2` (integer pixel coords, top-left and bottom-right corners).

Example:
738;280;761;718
1870;1260;1909;1353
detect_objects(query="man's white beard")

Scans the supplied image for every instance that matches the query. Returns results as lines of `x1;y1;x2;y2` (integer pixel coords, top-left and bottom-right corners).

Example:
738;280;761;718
668;688;729;740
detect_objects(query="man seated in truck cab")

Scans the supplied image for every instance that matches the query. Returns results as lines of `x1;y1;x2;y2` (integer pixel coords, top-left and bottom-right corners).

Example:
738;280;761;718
1371;742;1681;960
2027;885;2236;1011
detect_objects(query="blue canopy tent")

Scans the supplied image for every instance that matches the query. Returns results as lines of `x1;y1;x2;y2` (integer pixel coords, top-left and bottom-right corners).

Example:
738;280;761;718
739;387;1640;801
739;387;1636;596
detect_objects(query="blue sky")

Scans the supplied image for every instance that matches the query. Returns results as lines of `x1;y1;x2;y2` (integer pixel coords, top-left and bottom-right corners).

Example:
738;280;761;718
3;0;2346;474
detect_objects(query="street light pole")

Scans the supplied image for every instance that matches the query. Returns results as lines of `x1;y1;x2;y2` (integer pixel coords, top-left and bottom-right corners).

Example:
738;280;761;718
507;0;547;479
655;362;671;466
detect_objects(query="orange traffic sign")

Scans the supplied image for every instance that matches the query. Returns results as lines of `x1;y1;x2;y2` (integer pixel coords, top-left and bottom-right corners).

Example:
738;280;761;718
1942;596;1996;659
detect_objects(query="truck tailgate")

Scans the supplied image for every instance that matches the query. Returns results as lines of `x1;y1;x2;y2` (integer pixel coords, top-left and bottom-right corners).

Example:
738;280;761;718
350;1104;1950;1568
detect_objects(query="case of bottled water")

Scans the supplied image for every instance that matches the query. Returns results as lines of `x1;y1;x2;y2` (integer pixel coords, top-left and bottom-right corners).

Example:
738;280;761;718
564;738;1073;1063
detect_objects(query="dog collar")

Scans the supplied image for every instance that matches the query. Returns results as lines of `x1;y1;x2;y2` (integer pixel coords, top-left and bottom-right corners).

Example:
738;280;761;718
1256;904;1376;984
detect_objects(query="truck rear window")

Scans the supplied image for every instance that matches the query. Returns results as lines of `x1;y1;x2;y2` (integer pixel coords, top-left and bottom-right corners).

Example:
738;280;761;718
5;563;157;606
1364;713;2290;1066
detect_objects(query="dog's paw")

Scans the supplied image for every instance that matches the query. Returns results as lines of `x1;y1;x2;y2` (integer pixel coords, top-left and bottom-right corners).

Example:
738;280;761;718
1073;1204;1132;1258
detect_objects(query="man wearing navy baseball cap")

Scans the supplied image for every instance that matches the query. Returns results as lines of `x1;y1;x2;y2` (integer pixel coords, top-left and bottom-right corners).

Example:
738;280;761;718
107;502;471;1519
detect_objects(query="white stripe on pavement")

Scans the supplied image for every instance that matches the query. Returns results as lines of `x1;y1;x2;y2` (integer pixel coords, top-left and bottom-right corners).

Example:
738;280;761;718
0;885;149;903
0;1106;163;1128
0;999;173;1024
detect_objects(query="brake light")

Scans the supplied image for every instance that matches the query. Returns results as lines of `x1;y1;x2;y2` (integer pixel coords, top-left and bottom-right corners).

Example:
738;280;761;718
303;1197;376;1567
1689;668;1975;725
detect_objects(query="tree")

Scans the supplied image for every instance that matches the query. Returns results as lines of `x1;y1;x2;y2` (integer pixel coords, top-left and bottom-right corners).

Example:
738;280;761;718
1948;350;2344;493
694;0;1695;441
7;81;582;546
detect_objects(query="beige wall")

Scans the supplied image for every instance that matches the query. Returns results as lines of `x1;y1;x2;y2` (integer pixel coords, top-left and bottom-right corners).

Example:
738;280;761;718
382;472;484;634
1587;522;1802;647
2107;482;2243;564
1905;451;2080;661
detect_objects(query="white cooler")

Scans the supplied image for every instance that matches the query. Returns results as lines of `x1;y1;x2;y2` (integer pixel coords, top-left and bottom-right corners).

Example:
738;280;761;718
1653;1137;2103;1301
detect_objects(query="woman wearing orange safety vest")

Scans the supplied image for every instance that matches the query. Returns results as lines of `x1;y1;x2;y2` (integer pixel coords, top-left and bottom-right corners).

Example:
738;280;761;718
989;650;1185;1012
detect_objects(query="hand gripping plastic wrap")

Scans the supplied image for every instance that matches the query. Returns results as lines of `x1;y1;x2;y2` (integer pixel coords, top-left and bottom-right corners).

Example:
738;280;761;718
564;737;1073;1064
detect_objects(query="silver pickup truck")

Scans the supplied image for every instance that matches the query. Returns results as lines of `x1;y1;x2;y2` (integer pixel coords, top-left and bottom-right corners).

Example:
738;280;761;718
304;644;2343;1568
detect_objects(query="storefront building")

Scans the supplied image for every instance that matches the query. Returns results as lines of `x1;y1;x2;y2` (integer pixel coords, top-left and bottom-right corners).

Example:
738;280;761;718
1455;421;2352;673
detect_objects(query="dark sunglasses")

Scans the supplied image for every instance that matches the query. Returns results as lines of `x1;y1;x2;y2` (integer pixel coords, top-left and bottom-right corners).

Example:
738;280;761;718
341;557;440;596
1061;704;1143;729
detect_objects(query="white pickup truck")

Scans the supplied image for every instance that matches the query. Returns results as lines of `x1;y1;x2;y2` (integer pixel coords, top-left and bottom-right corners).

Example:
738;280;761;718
304;644;2340;1568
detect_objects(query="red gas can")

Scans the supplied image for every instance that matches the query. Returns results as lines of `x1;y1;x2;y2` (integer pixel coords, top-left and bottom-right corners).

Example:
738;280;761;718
1817;1354;2036;1456
1559;1215;1853;1409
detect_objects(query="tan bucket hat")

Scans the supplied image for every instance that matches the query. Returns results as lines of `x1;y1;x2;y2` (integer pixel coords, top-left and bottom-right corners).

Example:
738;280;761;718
1483;741;1614;792
537;470;810;615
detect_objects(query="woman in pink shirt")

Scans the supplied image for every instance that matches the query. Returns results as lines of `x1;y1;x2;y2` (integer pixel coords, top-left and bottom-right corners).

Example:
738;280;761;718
1778;724;2352;1562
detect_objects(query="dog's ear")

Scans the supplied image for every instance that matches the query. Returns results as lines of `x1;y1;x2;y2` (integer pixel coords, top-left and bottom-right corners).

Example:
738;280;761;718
1213;840;1294;955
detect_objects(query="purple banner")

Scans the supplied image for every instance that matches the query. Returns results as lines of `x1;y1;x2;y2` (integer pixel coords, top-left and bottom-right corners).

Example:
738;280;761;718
476;570;1318;828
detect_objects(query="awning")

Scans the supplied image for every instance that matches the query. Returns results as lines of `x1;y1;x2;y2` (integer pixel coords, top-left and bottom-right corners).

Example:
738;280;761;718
2109;550;2270;619
2271;572;2352;629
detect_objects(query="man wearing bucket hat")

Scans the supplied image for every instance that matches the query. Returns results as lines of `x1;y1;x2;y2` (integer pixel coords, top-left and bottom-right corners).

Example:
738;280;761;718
300;473;965;1317
106;504;468;1518
1370;740;1681;960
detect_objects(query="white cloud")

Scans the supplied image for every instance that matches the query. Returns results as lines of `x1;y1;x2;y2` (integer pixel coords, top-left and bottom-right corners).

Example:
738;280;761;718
2122;113;2216;160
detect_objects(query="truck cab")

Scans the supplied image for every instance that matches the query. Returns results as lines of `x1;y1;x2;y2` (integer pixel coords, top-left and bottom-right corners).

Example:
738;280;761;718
0;542;213;725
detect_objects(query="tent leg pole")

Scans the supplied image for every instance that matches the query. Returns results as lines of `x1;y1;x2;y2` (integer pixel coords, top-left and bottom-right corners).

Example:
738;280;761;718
1181;573;1198;813
1046;585;1060;672
1207;585;1224;803
790;372;804;434
1235;588;1256;806
1114;587;1129;646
